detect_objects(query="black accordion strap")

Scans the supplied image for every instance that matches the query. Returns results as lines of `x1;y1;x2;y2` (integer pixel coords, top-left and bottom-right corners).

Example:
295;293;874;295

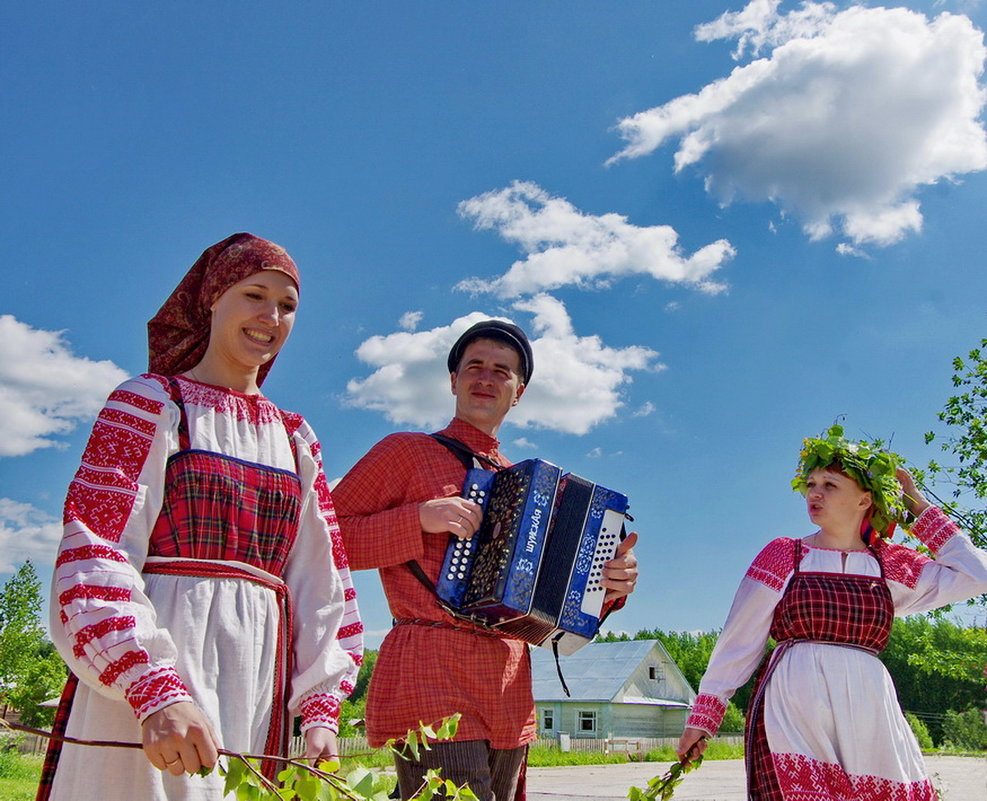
429;433;505;471
404;433;502;628
552;640;572;697
402;432;501;605
409;435;575;695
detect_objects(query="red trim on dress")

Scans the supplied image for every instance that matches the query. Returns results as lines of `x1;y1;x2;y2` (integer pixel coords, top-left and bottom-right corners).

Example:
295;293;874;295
774;752;937;800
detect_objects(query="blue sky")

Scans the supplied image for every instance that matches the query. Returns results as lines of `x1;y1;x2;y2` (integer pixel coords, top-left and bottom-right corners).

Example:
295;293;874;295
3;0;987;646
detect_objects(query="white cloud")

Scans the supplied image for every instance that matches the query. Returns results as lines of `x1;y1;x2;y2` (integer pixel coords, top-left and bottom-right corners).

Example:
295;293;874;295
512;437;538;450
609;3;987;249
455;181;735;298
633;401;656;418
586;447;603;459
399;311;424;332
0;315;129;457
0;498;61;573
344;297;662;435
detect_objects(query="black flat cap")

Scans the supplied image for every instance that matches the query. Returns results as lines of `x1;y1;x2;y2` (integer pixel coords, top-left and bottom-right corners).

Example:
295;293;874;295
447;319;533;384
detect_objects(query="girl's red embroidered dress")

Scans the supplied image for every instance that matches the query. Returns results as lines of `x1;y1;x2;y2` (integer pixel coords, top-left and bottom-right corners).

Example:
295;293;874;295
40;375;363;800
685;508;987;801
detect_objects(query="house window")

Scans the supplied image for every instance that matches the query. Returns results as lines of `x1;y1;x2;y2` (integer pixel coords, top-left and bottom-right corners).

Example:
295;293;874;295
649;666;660;680
541;708;554;732
578;710;597;734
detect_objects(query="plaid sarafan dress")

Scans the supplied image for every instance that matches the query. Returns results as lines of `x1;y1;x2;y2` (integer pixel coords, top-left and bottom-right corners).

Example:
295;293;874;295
41;375;362;801
685;508;987;801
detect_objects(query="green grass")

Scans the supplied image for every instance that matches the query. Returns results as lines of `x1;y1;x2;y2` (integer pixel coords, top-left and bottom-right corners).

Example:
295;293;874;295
529;739;745;767
644;739;745;763
0;742;749;801
527;745;630;767
0;752;43;801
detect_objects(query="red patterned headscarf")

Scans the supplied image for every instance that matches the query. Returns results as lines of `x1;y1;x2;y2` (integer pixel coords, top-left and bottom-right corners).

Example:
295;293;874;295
147;233;300;386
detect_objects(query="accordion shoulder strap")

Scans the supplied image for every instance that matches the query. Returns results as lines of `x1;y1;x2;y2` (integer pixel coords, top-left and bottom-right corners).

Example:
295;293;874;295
402;434;506;632
429;433;504;471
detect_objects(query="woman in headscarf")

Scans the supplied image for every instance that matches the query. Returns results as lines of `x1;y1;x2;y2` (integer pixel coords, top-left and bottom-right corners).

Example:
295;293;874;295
39;233;363;800
677;424;987;801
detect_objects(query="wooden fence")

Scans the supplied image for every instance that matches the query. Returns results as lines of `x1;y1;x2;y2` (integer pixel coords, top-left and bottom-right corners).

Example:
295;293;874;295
11;731;743;758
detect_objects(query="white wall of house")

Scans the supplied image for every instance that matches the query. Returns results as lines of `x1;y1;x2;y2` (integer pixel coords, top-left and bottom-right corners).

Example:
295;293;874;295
537;701;690;739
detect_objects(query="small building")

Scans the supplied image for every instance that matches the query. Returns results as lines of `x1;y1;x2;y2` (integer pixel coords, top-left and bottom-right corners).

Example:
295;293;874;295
530;639;695;739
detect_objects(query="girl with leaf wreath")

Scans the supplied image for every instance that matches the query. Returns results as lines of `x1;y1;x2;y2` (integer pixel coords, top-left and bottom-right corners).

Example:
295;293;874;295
677;425;987;800
38;234;363;800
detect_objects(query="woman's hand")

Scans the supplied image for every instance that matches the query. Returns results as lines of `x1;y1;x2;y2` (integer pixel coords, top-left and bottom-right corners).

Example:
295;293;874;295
897;468;931;519
142;701;220;776
676;727;709;766
303;727;339;764
602;531;639;601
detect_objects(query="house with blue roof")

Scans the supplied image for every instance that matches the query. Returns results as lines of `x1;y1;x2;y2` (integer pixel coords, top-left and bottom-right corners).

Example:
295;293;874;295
530;639;696;739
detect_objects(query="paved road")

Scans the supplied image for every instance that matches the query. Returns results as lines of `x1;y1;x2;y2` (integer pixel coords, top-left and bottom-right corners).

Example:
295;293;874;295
525;756;986;800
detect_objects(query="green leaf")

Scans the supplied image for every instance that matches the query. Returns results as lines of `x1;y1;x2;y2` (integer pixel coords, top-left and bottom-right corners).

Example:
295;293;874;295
297;774;323;801
224;757;247;796
346;765;377;797
236;782;261;801
317;758;341;774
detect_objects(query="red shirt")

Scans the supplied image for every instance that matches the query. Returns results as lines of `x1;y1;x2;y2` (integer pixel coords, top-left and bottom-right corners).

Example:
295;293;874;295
333;418;537;748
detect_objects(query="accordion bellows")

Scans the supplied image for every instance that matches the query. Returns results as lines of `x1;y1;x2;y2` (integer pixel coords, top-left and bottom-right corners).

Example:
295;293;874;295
436;459;629;655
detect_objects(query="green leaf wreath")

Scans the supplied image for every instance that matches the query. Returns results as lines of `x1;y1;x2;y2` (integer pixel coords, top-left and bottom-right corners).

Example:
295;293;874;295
791;423;908;537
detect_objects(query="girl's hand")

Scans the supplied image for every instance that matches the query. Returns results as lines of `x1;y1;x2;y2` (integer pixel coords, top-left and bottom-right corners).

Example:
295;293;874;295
676;727;709;766
897;468;931;519
142;701;220;776
303;727;339;764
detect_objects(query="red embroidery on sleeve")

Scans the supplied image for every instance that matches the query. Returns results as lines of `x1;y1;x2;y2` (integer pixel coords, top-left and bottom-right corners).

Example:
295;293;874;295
72;615;136;658
880;543;931;590
745;538;797;592
300;694;341;728
100;649;150;686
108;388;164;415
686;693;726;733
338;621;364;640
55;544;128;567
63;412;157;541
911;508;958;554
59;584;132;607
125;667;191;718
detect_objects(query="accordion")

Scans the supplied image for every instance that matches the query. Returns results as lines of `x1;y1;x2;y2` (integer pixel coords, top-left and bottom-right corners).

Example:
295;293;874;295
435;458;629;655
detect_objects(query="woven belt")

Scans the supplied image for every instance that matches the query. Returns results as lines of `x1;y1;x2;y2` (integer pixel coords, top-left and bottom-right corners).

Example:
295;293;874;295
143;559;292;779
393;617;506;640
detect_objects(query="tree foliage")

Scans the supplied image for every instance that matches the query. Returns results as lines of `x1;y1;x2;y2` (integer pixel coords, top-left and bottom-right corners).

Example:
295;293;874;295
600;618;985;745
924;339;987;554
941;708;987;751
596;628;760;715
879;616;987;742
0;562;67;725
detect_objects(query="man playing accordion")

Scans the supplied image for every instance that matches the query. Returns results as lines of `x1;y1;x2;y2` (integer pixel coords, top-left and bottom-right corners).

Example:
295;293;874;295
333;319;638;801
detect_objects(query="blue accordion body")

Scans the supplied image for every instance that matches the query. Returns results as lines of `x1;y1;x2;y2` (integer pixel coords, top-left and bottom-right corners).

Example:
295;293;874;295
435;458;629;654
